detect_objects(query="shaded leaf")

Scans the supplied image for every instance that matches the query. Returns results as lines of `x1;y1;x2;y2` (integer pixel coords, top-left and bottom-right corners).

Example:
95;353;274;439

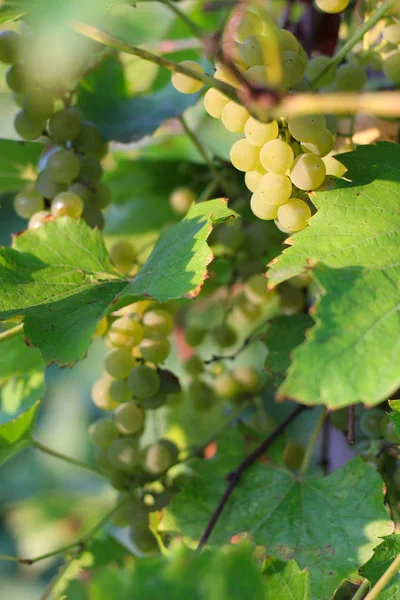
0;400;39;466
263;558;310;600
0;140;42;192
360;534;400;600
388;400;400;438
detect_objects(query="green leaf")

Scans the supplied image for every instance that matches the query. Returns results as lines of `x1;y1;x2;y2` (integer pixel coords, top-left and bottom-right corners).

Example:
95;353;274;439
388;400;400;438
0;140;42;192
162;431;392;600
0;400;39;465
262;558;310;600
360;535;400;599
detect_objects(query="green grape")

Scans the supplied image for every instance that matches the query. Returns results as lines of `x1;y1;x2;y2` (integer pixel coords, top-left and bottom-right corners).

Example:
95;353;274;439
108;317;144;348
143;439;179;474
91;377;119;410
140;335;171;364
315;0;350;12
49;109;81;143
221;101;250;133
127;365;160;400
109;378;132;404
188;380;216;411
214;373;241;399
107;438;138;471
169;187;196;215
78;155;103;187
22;90;54;120
184;326;206;347
239;35;272;67
244;117;278;147
203;87;229;119
158;369;181;394
140;391;168;409
95;448;114;472
93;182;111;209
277;198;311;232
250;193;279;220
28;210;51;230
364;52;383;71
257;173;292;205
381;416;400;443
129;525;159;555
301;128;333;157
288;115;326;143
114;401;145;435
109;471;133;491
383;50;400;84
68;182;93;203
228;12;263;43
6;64;30;92
171;60;204;93
260;138;294;174
36;168;67;200
277;29;299;53
212;324;237;348
142;308;174;336
359;410;385;439
243;274;274;305
0;31;22;64
109;240;136;274
74;121;104;154
47;149;80;184
82;201;105;230
104;347;135;379
322;153;347;178
93;316;108;338
245;65;271;86
230;138;260;172
282;51;307;87
290;154;326;190
283;441;305;470
233;366;261;393
306;55;335;86
68;106;85;124
245;169;266;193
88;418;119;448
51;191;83;219
14;110;45;140
232;292;262;323
288;79;310;92
217;222;245;251
183;355;204;376
335;63;366;91
111;493;145;526
14;189;44;219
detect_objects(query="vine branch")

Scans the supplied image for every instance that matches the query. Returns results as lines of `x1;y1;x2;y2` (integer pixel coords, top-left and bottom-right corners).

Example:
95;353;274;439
364;553;400;600
351;579;370;600
32;440;108;479
158;0;206;39
0;323;23;343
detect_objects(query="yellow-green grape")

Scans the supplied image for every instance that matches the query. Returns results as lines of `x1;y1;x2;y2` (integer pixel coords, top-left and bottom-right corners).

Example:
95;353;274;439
233;365;261;393
91;377;119;410
143;439;179;474
383;24;400;45
229;12;263;43
232;292;262;323
169;187;196;214
239;35;272;67
109;378;132;404
114;401;145;435
104;347;135;379
257;173;292;205
109;317;144;348
315;0;350;13
109;240;136;274
184;325;206;347
93;182;112;209
36;171;66;200
89;418;119;448
276;29;299;53
93;316;108;338
212;324;237;348
383;50;400;84
289;154;326;190
28;210;51;230
107;438;138;472
75;122;104;156
274;219;292;234
250;193;279;220
281;51;307;87
140;391;168;410
14;110;45;140
214;64;244;88
203;87;229;119
288;115;326;142
283;440;305;470
245;169;266;192
221;101;250;133
277;198;312;232
171;60;204;94
6;64;30;92
82;203;105;230
365;52;383;71
322;153;347;178
22;90;54;120
245;65;270;86
221;41;246;67
306;55;336;86
142;308;173;336
183;355;204;376
140;335;170;364
49;109;81;143
289;79;310;92
243;274;273;305
51;191;83;219
14;189;44;219
244;117;278;147
214;373;241;399
47;149;81;184
259;138;294;174
230;138;260;171
301;128;334;157
127;365;160;400
335;63;366;91
0;30;22;64
78;155;103;187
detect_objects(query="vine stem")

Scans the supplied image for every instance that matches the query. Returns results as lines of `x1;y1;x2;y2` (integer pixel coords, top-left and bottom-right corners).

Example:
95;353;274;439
196;403;307;551
364;553;400;600
299;408;327;477
0;323;23;343
32;440;108;479
158;0;206;39
351;579;370;600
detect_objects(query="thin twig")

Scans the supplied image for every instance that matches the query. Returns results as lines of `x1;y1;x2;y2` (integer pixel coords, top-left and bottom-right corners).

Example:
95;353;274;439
347;406;355;445
196;403;307;550
0;323;24;343
33;440;108;479
351;579;370;600
299;408;326;477
364;553;400;600
158;0;206;39
321;415;330;475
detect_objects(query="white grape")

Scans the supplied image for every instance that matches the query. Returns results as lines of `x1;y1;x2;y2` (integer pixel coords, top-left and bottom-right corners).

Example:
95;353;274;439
260;138;294;174
230;138;260;171
257;172;292;205
250;193;279;220
289;154;326;190
244;117;278;147
277;198;312;232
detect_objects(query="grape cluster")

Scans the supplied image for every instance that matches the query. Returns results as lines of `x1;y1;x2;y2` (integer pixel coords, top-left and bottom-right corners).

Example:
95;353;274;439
0;28;111;230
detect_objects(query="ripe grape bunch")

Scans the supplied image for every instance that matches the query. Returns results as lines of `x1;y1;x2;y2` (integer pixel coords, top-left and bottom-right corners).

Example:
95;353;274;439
0;27;112;230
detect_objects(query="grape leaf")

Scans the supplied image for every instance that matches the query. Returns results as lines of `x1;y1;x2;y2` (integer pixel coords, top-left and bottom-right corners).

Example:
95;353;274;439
162;432;392;600
0;140;42;192
359;535;400;599
388;400;400;438
0;200;236;364
0;400;40;466
263;558;310;600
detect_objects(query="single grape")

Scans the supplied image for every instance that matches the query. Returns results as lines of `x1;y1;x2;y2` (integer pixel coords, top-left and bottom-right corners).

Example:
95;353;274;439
93;316;108;338
14;189;44;219
127;365;160;400
381;416;400;443
203;87;229;119
28;210;51;230
188;380;216;411
108;317;144;348
243;274;273;305
214;373;241;398
109;240;136;274
140;391;168;409
383;50;400;84
245;169;266;193
91;377;119;410
22;90;54;121
47;149;81;184
107;438;138;471
335;63;366;91
82;201;105;229
364;52;383;72
169;187;196;215
277;199;312;232
359;410;385;439
245;65;271;86
68;182;93;203
104;348;135;379
283;440;305;470
233;365;261;393
239;35;273;67
93;183;112;209
288;115;326;143
184;326;206;347
140;335;171;364
306;55;336;86
109;471;133;492
282;51;307;87
109;379;132;404
260;138;294;174
143;439;179;474
95;448;114;473
301;129;333;157
250;193;279;220
171;60;204;94
89;418;119;448
6;64;30;93
322;154;347;178
230;138;260;172
51;191;83;219
221;101;250;133
142;308;174;336
315;0;350;12
14;110;45;140
183;355;204;377
78;155;103;187
277;29;299;53
232;292;262;323
114;401;145;435
212;324;237;348
244;117;278;147
158;369;181;394
257;173;292;205
49;109;81;143
75;122;104;155
228;12;263;43
290;154;326;190
214;64;244;88
0;31;22;64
